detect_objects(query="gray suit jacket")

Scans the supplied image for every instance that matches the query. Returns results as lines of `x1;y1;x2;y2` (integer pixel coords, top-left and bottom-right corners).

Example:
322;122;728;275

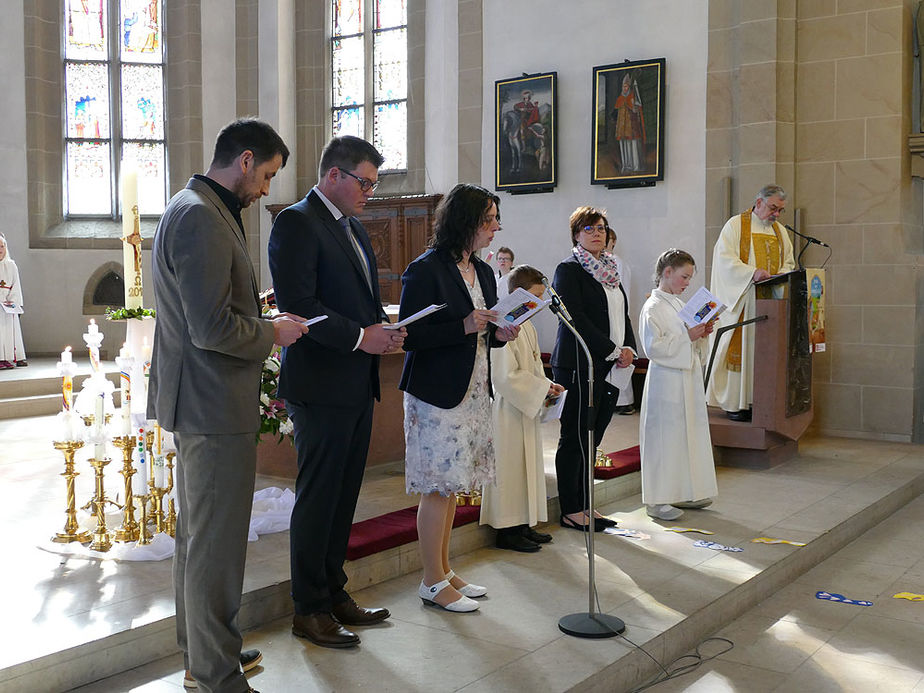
147;177;275;434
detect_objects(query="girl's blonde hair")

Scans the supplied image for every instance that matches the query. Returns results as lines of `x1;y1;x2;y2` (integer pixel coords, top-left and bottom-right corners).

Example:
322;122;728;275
653;248;696;285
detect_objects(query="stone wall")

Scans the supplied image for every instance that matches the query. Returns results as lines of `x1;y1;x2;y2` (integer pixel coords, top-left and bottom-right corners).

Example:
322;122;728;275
706;0;924;440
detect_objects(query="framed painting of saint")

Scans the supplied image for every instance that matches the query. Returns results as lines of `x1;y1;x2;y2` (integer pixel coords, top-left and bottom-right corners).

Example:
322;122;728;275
591;58;665;188
495;72;557;193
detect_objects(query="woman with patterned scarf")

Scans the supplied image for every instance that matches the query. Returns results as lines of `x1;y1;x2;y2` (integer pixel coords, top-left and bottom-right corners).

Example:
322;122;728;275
550;206;636;531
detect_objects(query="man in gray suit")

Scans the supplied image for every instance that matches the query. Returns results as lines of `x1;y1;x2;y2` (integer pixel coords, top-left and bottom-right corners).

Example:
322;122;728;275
148;119;308;693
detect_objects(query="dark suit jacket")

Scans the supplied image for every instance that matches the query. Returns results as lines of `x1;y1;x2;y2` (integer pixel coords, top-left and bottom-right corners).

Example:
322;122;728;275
550;255;637;376
398;247;502;409
147;177;275;433
269;189;387;408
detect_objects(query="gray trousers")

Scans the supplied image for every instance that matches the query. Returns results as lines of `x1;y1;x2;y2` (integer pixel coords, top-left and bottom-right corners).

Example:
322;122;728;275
174;432;256;693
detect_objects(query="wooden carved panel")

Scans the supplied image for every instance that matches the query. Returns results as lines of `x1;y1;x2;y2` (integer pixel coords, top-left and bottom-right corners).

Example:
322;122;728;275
266;194;442;306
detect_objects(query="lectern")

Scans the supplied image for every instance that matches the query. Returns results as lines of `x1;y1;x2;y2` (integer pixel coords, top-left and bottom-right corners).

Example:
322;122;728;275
709;269;814;467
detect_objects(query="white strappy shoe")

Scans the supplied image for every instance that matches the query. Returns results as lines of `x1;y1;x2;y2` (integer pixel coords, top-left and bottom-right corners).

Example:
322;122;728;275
446;569;487;598
418;579;479;612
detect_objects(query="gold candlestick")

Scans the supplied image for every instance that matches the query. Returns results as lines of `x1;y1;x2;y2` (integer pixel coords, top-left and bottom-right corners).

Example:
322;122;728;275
164;451;176;537
83;455;116;552
150;487;167;534
136;493;153;545
166;498;177;538
51;440;91;544
112;435;140;542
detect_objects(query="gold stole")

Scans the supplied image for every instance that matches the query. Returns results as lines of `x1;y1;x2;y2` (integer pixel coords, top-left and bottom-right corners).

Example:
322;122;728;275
726;212;783;371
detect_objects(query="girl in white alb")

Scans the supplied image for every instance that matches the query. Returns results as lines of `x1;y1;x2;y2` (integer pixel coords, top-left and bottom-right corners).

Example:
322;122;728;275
638;249;717;521
0;234;26;369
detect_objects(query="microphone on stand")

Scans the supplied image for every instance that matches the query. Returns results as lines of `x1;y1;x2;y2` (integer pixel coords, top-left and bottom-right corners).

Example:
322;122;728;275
542;276;574;323
784;224;830;248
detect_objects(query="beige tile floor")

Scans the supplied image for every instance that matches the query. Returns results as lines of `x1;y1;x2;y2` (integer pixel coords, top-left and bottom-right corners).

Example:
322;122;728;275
3;362;924;692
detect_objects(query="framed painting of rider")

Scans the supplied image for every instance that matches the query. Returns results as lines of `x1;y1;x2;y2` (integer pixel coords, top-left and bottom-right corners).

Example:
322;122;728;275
495;72;557;193
591;58;666;188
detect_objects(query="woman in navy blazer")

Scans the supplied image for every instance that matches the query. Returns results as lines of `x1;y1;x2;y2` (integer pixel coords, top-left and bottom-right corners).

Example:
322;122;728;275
551;206;637;532
399;183;519;612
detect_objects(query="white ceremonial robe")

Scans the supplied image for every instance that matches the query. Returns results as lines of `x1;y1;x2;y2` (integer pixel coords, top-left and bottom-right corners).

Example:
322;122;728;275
481;320;550;529
610;253;633;405
639;289;717;505
706;212;795;412
0;256;25;362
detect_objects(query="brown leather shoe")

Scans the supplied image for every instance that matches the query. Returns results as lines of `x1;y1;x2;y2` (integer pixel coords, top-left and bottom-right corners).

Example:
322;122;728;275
292;612;360;648
331;597;390;625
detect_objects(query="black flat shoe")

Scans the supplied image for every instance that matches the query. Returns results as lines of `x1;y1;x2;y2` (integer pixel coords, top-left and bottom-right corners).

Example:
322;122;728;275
726;409;752;422
560;515;605;533
593;516;617;529
496;529;541;553
521;525;552;544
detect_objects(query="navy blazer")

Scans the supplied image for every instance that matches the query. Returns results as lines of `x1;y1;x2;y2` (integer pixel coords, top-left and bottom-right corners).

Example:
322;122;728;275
550;255;637;376
268;190;387;407
398;248;503;409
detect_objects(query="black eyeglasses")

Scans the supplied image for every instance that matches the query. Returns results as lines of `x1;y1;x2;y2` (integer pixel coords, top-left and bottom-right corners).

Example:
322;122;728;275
339;168;379;193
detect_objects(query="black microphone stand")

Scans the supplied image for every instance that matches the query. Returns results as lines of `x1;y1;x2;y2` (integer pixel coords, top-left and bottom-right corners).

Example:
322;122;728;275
548;294;625;639
784;224;828;270
704;315;769;389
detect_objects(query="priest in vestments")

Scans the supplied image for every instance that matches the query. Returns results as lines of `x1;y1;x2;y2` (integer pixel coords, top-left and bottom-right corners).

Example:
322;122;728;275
707;184;795;421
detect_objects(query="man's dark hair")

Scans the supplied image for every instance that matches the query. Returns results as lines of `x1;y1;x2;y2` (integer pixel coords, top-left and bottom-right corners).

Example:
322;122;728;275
318;136;385;177
211;118;289;168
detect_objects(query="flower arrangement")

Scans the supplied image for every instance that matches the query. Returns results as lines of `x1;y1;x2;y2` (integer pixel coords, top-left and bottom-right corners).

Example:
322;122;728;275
106;306;156;320
259;346;294;444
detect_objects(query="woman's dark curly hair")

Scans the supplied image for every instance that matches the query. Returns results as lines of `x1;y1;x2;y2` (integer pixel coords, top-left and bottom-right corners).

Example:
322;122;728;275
429;183;500;262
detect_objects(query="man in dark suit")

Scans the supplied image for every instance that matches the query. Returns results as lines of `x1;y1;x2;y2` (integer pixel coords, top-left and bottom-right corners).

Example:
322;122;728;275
148;119;308;693
268;136;405;648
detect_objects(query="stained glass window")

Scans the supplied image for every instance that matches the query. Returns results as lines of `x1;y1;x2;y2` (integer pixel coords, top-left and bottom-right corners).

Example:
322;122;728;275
331;0;407;173
63;0;166;218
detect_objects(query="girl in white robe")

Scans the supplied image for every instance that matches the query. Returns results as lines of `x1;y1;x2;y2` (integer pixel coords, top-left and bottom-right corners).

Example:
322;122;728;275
481;265;564;552
0;234;26;369
639;249;717;521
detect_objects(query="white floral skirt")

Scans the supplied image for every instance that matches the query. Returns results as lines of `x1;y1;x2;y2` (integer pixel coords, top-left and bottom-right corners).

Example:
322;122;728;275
403;339;496;496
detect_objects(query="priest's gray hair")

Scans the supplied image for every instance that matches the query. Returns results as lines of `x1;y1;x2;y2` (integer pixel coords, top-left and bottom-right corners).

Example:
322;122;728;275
755;184;786;203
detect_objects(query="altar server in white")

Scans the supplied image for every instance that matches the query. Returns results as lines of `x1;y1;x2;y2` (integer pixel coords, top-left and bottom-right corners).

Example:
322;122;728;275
639;249;718;521
0;234;27;369
481;265;563;552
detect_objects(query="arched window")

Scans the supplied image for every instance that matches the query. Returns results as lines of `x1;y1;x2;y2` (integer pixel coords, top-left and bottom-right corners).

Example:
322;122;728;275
330;0;407;172
63;0;167;218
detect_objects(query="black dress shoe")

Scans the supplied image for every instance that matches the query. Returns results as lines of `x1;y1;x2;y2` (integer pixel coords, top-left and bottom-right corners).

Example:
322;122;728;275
292;612;360;648
726;409;752;422
496;528;541;552
521;525;552;544
332;597;390;625
560;515;605;533
240;649;263;672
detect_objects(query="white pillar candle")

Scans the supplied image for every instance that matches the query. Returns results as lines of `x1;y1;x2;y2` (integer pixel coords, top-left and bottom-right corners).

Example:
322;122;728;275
94;392;106;459
121;161;143;310
116;347;133;437
61;346;72;364
153;454;165;487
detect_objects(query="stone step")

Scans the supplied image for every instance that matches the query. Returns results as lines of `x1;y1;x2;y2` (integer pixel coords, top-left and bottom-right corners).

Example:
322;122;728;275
0;373;121;420
0;471;640;693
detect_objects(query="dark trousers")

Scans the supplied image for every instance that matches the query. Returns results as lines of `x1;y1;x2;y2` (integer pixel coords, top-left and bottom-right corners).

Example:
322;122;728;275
286;398;373;615
552;367;616;515
174;432;256;693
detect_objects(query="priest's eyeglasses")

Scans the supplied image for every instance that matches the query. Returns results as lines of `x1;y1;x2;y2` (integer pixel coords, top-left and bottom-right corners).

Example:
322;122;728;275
339;168;379;193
